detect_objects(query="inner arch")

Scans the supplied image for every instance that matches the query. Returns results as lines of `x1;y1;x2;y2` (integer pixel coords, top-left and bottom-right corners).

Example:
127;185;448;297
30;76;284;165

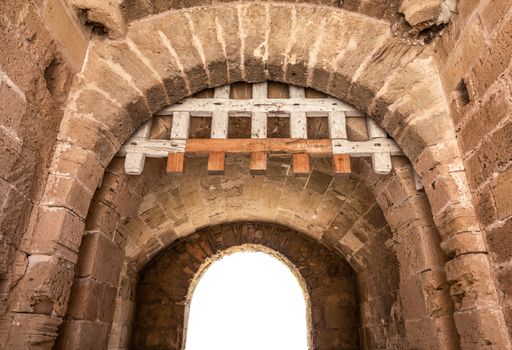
185;248;310;350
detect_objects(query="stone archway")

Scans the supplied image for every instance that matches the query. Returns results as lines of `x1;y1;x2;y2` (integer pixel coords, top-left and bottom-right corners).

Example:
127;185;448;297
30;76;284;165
8;2;510;349
132;223;359;350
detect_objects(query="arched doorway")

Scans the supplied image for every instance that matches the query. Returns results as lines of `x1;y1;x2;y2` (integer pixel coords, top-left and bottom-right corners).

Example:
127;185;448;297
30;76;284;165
132;223;359;350
184;247;310;350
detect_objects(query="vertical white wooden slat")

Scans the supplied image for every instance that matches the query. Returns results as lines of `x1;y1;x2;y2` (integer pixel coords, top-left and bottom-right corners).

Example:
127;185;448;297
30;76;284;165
367;118;392;174
211;85;230;139
289;86;307;139
252;82;268;138
125;120;153;175
170;111;191;139
328;111;347;140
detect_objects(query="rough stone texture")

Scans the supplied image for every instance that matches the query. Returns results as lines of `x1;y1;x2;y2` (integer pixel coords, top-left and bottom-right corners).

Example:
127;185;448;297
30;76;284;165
436;0;512;344
133;222;359;350
119;0;402;23
0;0;77;347
0;0;511;349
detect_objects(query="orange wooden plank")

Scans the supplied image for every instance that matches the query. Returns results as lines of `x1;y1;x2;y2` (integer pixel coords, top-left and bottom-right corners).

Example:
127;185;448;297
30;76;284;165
207;151;225;175
292;153;310;176
167;152;185;174
185;138;331;155
250;151;267;175
333;154;351;174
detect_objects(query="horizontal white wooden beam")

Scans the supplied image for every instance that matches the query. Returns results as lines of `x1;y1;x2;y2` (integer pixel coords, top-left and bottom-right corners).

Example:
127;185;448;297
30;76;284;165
156;98;365;117
331;138;403;157
118;139;186;157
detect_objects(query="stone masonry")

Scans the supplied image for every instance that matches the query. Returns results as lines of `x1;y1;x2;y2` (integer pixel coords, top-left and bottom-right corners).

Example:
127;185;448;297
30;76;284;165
0;0;511;349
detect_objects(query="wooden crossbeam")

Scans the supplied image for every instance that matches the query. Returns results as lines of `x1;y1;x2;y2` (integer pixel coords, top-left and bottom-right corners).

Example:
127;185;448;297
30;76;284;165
250;82;268;174
289;86;310;175
185;138;331;155
119;138;402;158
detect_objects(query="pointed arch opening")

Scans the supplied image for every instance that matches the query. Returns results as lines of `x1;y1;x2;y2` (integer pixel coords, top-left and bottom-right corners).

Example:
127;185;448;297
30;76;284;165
183;245;312;350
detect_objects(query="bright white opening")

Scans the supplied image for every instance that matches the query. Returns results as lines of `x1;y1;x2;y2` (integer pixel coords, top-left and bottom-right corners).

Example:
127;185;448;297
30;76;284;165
184;250;309;350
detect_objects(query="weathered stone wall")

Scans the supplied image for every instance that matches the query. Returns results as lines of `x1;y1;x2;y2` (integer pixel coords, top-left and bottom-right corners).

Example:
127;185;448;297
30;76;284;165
133;222;359;350
1;0;511;348
0;0;87;345
435;0;512;341
120;0;402;23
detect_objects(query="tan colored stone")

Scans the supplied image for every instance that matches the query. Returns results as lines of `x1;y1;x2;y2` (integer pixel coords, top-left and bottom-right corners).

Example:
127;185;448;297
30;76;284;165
43;0;89;72
76;231;124;285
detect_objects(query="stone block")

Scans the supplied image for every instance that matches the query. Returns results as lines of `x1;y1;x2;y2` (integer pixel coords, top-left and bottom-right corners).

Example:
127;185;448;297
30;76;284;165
350;39;422;115
211;5;243;82
91;40;170;114
85;200;120;238
8;313;62;350
465;120;512;190
404;315;459;350
394;224;445;277
50;142;104;192
0;126;23;180
458;86;512;156
13;254;75;317
433;204;481;240
186;7;228;87
445;253;501;312
21;206;84;256
470;14;512;98
43;0;88;72
56;319;110;350
441;17;487;93
76;231;124;285
490;167;512;220
153;11;209;94
68;0;126;38
67;277;116;323
239;3;269;82
440;231;487;258
0;186;31;247
486;218;512;264
473;185;498;226
480;0;512;33
57;113;119;167
41;174;92;219
454;308;512;349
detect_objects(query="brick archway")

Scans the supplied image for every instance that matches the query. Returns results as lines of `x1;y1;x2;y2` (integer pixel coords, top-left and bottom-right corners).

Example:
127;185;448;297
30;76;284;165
8;2;510;349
